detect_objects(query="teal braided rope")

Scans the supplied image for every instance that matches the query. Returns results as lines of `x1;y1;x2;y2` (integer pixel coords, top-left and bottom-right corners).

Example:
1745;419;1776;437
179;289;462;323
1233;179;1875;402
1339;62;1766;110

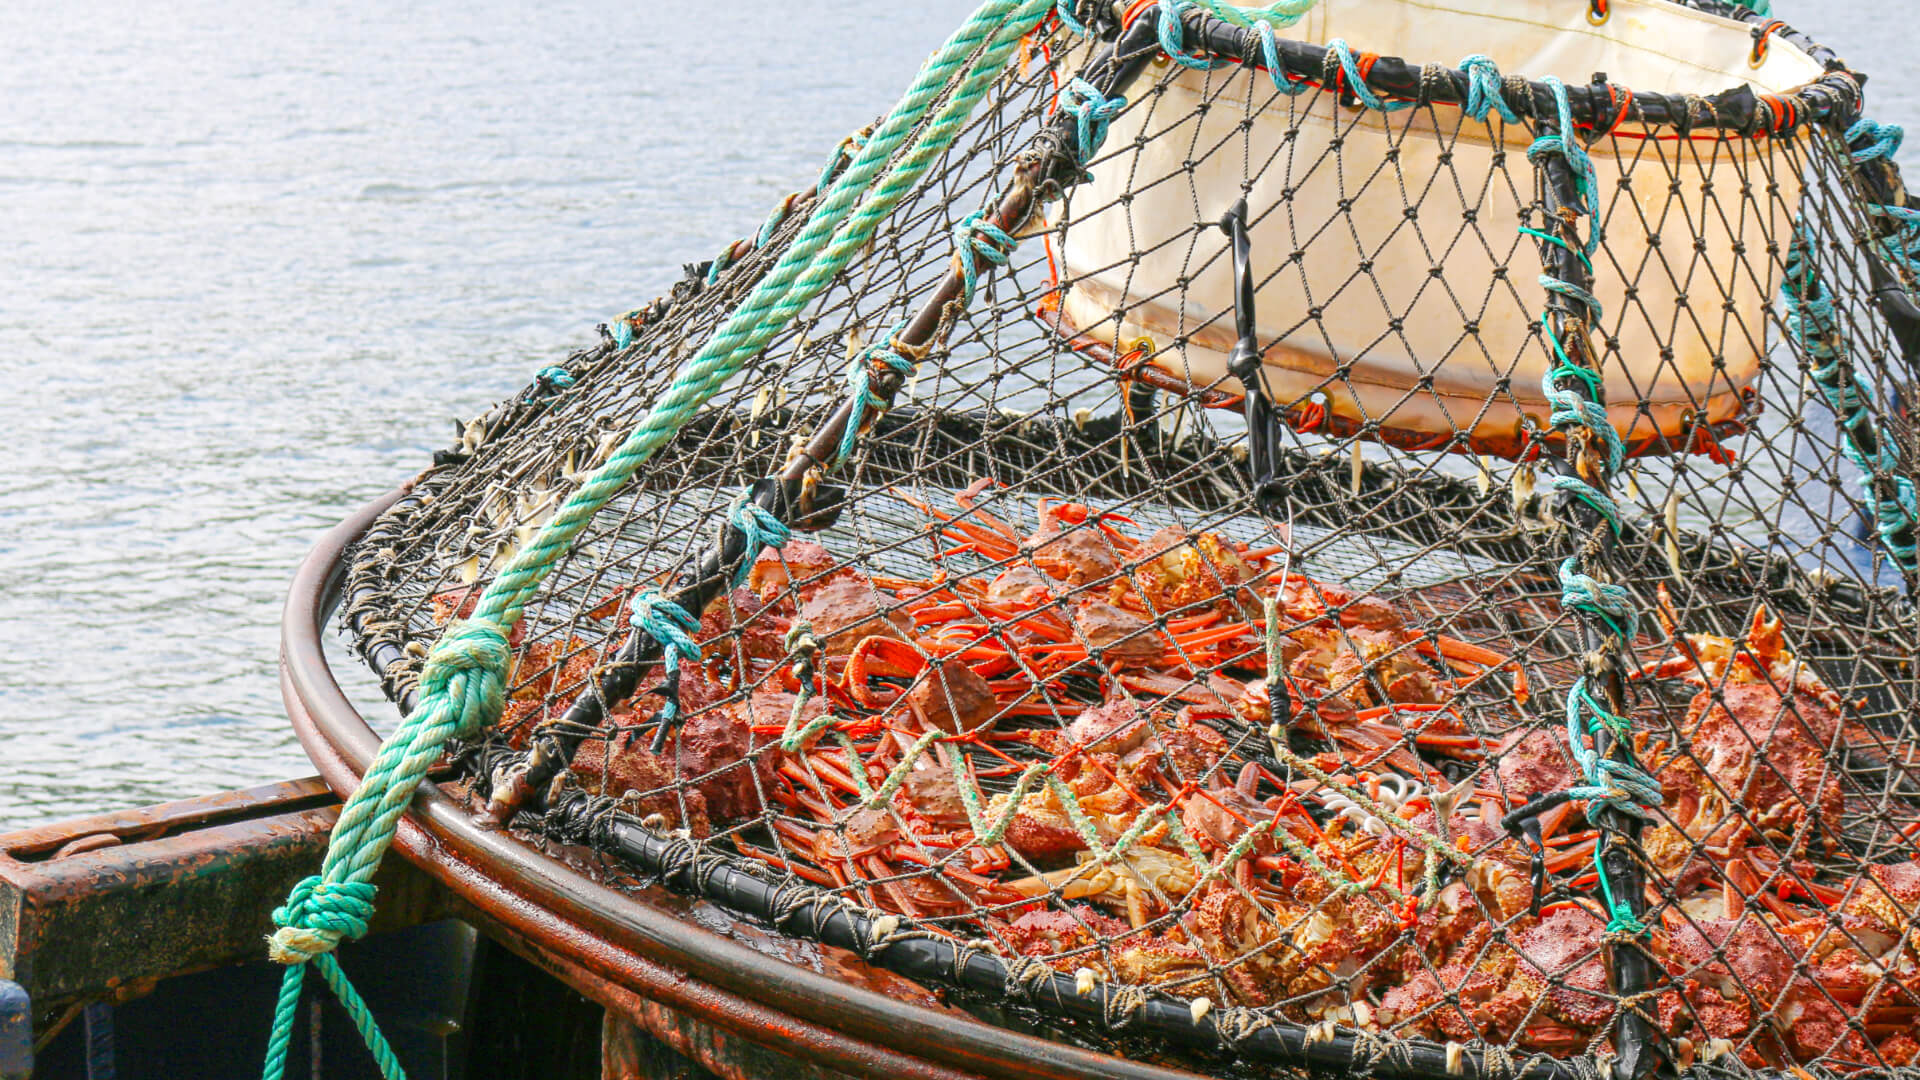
1525;76;1660;939
323;0;1047;917
1458;54;1519;124
262;883;400;1080
629;589;701;725
1054;0;1092;36
1849;117;1904;165
838;322;917;465
1157;0;1219;69
727;493;792;584
1781;222;1920;569
1252;25;1310;96
1058;78;1127;163
1326;40;1411;112
1527;76;1601;257
261;3;1055;1074
954;211;1016;305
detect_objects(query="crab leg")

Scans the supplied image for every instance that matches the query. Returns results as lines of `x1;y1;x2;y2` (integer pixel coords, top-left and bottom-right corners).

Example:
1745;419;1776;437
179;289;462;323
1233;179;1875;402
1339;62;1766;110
891;486;1023;561
735;841;839;887
952;478;1022;541
1419;635;1529;704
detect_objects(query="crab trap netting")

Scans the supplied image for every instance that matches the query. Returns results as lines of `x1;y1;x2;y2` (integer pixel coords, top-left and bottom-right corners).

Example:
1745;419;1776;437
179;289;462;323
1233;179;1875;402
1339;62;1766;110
298;0;1920;1076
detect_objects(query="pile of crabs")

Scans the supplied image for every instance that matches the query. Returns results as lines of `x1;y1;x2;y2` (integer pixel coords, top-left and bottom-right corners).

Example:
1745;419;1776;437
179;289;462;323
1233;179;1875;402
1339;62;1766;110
466;483;1920;1071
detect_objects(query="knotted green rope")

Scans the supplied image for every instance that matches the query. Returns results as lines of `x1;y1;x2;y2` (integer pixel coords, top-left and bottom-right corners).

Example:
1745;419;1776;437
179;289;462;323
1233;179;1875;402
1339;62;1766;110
261;3;1055;1075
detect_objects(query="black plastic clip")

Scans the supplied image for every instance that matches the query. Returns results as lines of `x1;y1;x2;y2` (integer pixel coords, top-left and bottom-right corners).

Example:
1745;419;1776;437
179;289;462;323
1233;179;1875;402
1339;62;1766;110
1218;199;1289;516
1500;790;1576;917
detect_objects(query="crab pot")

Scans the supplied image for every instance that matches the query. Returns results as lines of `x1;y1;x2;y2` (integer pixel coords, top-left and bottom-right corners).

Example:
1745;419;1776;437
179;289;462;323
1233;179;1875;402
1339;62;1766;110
308;2;1920;1080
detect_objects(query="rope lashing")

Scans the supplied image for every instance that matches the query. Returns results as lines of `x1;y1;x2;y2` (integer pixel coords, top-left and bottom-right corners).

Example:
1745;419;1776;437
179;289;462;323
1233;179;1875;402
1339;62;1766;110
1781;224;1920;569
1522;75;1660;941
954;212;1016;305
1537;276;1605;325
263;3;1059;1070
1848;117;1904;165
1156;0;1220;70
629;589;702;726
1252;24;1311;96
1526;77;1602;255
1546;475;1624;538
1053;0;1316;39
534;365;575;391
1458;54;1519;124
1059;77;1127;166
1325;40;1410;113
1054;0;1093;37
1558;558;1638;646
839;322;917;465
817;128;872;196
726;494;791;584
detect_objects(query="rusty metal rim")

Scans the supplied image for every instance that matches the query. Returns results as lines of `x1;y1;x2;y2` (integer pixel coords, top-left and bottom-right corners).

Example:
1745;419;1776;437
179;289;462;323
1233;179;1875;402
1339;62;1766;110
281;486;1212;1080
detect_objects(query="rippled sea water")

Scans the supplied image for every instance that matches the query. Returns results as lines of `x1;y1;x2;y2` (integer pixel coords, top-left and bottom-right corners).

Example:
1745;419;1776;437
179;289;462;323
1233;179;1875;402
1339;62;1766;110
1;1;1915;827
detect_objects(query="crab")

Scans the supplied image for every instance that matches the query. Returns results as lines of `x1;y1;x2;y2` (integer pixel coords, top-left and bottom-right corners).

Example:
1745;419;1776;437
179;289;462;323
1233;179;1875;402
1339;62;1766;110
1380;905;1619;1052
1008;845;1202;928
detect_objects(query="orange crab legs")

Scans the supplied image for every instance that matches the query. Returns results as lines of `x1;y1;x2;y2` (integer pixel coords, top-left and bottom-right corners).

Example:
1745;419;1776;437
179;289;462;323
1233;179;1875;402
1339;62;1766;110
1416;636;1530;704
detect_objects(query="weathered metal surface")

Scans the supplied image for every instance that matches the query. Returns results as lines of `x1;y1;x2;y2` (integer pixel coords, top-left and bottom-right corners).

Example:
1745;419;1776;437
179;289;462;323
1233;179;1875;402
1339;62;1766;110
600;985;865;1080
0;980;28;1079
0;775;448;1016
282;488;1212;1080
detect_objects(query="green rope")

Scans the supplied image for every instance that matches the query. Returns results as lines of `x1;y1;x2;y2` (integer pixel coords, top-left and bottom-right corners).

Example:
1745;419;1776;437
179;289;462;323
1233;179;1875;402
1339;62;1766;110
260;3;1056;1075
1523;76;1660;940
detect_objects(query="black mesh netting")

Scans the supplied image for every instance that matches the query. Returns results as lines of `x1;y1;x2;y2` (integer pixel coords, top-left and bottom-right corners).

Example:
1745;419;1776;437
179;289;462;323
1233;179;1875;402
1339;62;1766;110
337;2;1920;1076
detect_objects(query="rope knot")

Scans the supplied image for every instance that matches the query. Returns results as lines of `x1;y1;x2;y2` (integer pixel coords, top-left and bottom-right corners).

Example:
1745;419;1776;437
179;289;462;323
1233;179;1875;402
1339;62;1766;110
629;588;701;726
1155;0;1216;70
628;589;701;663
727;495;792;583
268;877;377;965
1458;54;1518;124
1848;117;1904;164
838;319;918;464
1325;40;1407;113
531;365;576;398
952;212;1017;304
1058;77;1126;165
418;620;511;737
